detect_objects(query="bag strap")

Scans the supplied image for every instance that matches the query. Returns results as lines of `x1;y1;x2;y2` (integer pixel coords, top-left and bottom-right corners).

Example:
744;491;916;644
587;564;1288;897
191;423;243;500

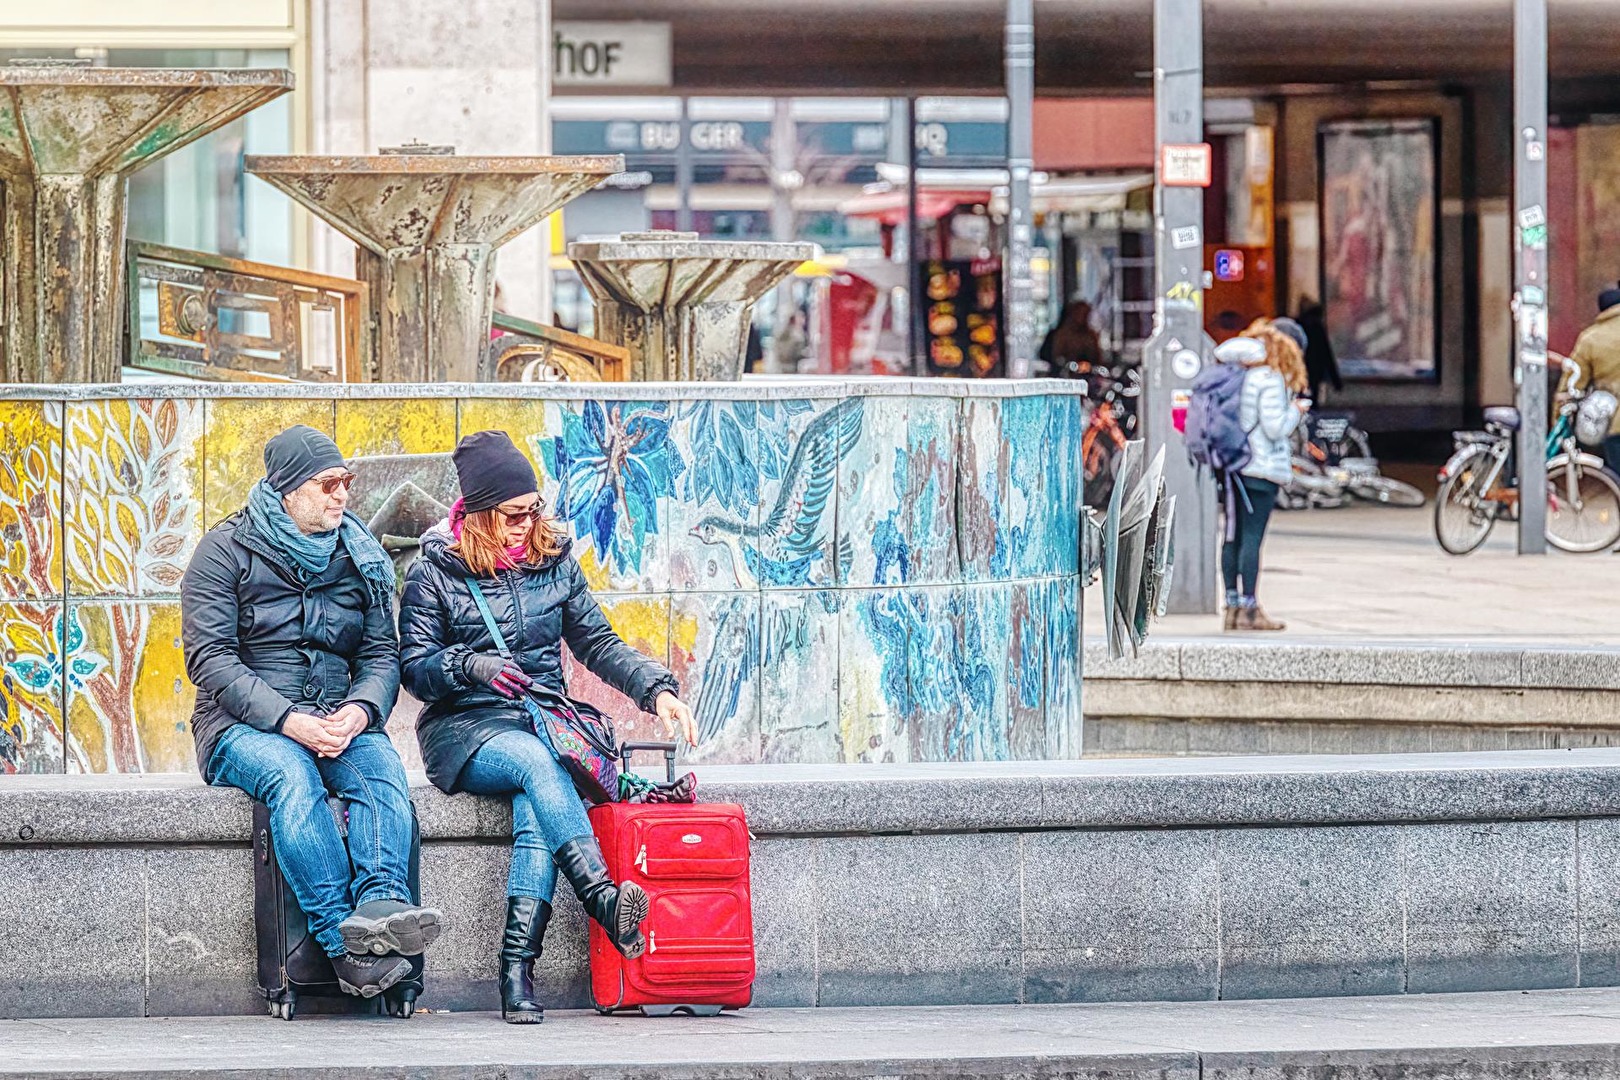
463;578;513;660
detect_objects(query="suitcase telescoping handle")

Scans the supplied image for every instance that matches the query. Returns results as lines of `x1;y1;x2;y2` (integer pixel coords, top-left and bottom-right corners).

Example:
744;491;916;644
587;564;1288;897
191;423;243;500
619;740;679;783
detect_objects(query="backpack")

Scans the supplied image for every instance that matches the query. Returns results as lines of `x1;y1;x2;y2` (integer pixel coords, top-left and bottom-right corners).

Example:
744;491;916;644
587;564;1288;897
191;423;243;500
1184;358;1252;475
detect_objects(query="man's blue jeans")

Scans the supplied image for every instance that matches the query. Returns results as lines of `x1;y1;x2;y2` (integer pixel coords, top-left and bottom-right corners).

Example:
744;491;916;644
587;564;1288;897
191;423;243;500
459;730;592;902
210;726;414;958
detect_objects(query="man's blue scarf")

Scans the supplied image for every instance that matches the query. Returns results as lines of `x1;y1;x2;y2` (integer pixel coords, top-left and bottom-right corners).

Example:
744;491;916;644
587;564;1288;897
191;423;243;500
245;479;396;607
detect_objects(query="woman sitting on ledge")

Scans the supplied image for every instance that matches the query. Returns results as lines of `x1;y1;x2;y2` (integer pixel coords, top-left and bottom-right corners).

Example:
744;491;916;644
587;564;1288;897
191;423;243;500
397;430;697;1024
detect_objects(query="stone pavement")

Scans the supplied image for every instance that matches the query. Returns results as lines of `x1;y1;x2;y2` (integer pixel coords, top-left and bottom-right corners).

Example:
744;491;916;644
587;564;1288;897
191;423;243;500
1084;503;1620;644
3;988;1619;1078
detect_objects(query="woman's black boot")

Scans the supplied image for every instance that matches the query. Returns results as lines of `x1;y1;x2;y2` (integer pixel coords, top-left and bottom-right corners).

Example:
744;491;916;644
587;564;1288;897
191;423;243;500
554;835;649;958
499;896;551;1024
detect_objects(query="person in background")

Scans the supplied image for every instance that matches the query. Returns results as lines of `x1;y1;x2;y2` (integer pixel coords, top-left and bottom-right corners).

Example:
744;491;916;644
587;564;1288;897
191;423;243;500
180;426;443;1000
745;320;766;374
1566;286;1620;476
1294;297;1343;403
773;309;809;372
1224;320;1310;632
1039;300;1104;379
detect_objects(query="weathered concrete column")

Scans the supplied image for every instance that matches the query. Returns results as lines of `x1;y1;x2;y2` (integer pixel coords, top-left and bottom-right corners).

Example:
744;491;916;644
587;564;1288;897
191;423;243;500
247;147;622;382
0;61;292;383
567;231;817;381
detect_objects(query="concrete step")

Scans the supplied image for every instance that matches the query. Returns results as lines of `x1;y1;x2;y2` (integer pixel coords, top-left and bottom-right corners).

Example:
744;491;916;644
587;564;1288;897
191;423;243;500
1084;638;1620;756
2;988;1619;1078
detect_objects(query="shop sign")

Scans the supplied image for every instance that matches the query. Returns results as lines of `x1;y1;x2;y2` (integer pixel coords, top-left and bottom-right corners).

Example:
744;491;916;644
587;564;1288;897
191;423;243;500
554;21;672;88
1160;143;1212;187
601;120;753;154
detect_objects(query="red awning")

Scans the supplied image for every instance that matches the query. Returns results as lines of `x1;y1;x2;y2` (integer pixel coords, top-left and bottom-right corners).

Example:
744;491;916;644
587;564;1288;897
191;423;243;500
839;188;991;226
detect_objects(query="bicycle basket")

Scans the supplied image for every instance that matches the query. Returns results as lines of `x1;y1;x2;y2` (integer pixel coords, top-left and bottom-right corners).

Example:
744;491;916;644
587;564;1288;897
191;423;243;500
1576;390;1618;448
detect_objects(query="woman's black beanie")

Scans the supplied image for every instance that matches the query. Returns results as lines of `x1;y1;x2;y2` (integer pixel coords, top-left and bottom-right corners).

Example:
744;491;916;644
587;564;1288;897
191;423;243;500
453;430;538;513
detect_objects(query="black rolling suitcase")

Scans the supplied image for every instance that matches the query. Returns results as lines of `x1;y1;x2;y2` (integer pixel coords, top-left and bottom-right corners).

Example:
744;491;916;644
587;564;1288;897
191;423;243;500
253;797;424;1020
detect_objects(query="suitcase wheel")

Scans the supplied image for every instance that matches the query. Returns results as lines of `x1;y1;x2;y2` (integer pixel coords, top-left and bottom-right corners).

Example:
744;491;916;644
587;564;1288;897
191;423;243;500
268;994;297;1021
593;1004;615;1016
384;988;417;1019
639;1004;723;1018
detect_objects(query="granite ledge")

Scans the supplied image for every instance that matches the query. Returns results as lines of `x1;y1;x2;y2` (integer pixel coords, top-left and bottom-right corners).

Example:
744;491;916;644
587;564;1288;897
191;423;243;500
6;749;1620;845
0;377;1089;403
1084;639;1620;692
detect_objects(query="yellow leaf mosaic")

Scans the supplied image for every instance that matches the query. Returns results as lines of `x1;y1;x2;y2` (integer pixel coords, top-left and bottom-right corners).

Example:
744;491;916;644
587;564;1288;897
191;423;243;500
0;401;63;600
64;602;194;774
64;400;204;597
0;600;67;773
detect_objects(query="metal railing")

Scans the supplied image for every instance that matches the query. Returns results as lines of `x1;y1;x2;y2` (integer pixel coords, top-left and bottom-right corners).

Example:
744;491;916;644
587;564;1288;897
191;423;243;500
125;242;370;383
490;312;630;382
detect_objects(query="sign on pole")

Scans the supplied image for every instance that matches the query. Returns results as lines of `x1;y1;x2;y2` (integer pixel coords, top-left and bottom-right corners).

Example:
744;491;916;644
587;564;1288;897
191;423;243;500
1159;143;1213;188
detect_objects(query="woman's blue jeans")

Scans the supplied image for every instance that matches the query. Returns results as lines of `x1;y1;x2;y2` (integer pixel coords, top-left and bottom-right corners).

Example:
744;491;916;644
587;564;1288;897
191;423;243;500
209;726;414;959
459;729;593;902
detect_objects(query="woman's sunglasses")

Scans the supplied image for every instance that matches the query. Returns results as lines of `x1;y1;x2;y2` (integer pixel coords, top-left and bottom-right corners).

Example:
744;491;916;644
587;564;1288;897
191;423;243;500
314;472;356;496
497;505;544;526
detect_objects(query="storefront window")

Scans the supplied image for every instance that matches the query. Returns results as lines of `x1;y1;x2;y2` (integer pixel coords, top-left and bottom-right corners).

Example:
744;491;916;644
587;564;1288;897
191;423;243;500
0;48;294;266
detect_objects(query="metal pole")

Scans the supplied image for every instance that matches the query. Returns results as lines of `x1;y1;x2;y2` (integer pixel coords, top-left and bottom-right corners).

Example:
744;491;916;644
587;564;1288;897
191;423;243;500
1005;0;1036;378
889;97;918;371
1144;0;1217;614
907;96;926;377
676;97;694;234
769;97;799;373
1514;0;1549;554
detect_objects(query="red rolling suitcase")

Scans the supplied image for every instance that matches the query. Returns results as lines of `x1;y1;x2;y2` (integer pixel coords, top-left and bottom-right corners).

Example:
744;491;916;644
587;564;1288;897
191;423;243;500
587;742;755;1016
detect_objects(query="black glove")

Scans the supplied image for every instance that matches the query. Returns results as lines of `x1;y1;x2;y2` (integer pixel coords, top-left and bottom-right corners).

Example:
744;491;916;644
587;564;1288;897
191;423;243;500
461;652;533;699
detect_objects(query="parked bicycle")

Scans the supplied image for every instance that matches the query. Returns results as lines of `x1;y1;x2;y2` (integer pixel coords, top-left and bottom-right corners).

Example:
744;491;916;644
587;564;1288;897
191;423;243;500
1282;412;1426;510
1080;363;1141;508
1434;352;1620;554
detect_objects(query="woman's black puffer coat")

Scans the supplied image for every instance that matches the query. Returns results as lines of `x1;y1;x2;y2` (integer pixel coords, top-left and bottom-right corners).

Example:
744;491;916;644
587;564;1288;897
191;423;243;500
398;523;679;792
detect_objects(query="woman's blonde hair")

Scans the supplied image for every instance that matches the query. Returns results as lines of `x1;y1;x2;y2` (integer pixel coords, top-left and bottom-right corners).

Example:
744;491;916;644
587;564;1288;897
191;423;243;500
1241;317;1309;394
450;504;566;578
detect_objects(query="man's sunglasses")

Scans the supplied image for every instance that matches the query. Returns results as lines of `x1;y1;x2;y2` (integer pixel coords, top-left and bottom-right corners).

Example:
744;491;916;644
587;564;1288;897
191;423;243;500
313;472;356;495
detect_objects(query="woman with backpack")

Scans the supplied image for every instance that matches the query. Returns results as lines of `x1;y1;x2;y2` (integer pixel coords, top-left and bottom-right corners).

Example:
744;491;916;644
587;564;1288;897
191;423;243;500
1221;319;1310;632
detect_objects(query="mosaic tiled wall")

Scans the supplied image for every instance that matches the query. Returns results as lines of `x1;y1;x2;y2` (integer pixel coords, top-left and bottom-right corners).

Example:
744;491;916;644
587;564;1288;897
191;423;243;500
0;386;1084;774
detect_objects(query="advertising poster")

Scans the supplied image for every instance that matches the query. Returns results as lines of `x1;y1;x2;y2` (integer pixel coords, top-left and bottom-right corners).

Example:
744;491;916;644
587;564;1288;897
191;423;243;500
921;258;1003;377
1319;119;1438;381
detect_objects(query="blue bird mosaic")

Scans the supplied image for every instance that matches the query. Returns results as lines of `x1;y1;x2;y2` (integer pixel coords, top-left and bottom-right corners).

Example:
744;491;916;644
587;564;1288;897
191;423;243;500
693;593;760;746
690;399;864;587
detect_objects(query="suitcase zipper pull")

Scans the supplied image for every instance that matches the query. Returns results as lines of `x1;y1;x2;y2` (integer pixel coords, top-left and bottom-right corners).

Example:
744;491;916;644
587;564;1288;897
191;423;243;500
648;930;656;953
635;844;647;873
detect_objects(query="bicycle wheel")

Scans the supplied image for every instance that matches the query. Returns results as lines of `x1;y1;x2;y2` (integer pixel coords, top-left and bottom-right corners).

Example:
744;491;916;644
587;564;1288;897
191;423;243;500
1545;457;1620;553
1433;446;1499;555
1349;475;1426;508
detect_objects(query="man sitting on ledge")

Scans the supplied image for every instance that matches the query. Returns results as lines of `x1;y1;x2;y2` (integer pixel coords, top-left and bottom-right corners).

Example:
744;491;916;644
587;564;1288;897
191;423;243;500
180;425;444;999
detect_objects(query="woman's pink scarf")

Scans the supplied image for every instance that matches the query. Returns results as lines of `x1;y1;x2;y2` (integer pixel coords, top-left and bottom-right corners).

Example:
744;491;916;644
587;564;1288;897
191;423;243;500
448;497;528;570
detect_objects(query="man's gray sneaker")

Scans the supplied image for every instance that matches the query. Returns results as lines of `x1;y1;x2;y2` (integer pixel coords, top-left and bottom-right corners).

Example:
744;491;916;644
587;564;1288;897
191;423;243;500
339;899;445;956
331;951;412;998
